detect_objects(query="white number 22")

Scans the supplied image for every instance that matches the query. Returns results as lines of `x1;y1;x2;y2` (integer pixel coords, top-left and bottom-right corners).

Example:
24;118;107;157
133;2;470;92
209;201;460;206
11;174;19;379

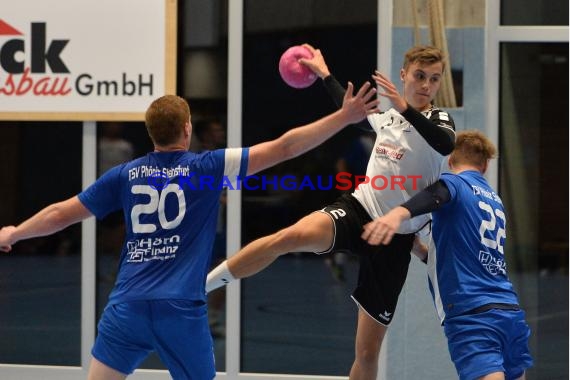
130;184;186;233
478;201;506;254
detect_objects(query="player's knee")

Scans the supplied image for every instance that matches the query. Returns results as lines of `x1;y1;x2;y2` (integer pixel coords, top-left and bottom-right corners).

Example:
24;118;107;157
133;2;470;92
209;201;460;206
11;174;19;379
355;345;381;365
353;348;380;375
273;224;319;253
273;226;304;249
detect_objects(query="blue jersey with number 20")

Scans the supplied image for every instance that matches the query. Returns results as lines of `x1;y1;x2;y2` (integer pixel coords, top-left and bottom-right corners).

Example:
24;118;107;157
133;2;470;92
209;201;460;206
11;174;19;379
429;170;519;322
79;148;248;305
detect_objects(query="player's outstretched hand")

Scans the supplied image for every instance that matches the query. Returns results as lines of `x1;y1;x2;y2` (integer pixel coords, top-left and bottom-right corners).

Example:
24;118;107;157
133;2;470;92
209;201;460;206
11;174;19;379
298;44;331;79
361;207;410;246
340;81;379;125
372;70;407;113
0;226;16;253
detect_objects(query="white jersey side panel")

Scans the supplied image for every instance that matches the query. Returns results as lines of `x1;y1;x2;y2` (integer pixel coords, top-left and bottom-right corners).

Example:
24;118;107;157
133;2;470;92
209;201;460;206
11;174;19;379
427;236;445;323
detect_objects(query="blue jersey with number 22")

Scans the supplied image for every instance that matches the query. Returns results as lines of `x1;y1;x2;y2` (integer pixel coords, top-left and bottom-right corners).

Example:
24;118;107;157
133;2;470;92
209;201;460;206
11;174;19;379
429;170;519;322
79;148;248;305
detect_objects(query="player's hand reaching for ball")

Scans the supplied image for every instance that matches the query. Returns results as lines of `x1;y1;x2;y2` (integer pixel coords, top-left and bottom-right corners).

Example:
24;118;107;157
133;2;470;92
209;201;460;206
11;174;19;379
340;81;379;125
298;44;331;79
0;226;16;253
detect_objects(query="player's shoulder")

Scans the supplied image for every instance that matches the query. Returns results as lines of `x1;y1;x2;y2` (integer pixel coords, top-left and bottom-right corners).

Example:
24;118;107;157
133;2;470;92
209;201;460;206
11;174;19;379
184;150;218;167
367;109;387;120
101;157;140;179
123;154;148;167
427;106;452;118
439;172;465;195
439;172;469;203
440;172;459;184
366;108;394;125
194;148;243;170
448;171;488;196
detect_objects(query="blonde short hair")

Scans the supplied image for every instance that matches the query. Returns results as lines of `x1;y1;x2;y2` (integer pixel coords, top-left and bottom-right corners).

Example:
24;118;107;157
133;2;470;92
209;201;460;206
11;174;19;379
402;45;446;72
449;130;497;169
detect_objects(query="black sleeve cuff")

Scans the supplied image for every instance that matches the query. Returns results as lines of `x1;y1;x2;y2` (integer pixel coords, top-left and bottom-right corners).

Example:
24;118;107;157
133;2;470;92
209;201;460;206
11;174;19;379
401;180;451;217
322;75;346;108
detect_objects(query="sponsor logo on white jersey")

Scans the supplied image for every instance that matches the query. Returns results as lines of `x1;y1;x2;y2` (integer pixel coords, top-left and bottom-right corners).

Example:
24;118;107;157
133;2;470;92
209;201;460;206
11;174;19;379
375;142;405;161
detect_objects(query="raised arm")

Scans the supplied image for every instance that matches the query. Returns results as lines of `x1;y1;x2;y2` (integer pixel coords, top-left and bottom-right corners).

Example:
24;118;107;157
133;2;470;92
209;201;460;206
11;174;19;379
299;44;347;106
372;70;455;155
246;82;378;175
299;44;373;132
0;196;92;252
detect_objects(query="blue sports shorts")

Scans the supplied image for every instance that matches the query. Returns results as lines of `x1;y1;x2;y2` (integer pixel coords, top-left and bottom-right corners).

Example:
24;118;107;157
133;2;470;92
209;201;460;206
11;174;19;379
92;299;215;379
444;308;533;380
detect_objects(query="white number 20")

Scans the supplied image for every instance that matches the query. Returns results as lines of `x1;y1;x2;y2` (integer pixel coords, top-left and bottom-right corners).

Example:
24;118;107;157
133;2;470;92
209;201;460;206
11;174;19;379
478;201;506;254
131;184;186;233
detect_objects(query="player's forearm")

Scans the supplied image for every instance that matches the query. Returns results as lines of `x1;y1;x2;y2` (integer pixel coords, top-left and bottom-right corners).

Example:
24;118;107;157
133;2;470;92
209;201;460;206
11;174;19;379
389;206;412;223
277;109;350;160
11;203;71;243
11;197;90;244
246;109;353;176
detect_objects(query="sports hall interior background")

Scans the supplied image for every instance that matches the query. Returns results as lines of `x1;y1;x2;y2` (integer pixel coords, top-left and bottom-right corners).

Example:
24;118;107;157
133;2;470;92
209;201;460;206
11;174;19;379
0;0;568;379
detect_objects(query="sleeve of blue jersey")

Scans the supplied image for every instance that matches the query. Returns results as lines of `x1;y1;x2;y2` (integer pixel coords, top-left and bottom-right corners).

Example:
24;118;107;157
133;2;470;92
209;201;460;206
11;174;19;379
78;165;123;219
206;148;249;189
219;147;249;178
238;148;249;179
203;150;226;179
439;173;460;204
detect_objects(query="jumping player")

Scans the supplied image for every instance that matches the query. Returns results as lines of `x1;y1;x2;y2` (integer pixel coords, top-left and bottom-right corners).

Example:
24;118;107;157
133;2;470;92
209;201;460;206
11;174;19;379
0;85;378;380
207;45;455;379
362;130;533;380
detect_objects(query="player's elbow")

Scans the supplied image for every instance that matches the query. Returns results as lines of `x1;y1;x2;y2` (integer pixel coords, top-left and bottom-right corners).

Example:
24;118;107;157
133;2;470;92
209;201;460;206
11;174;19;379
440;141;455;155
439;129;456;155
437;136;455;156
282;144;298;161
46;203;73;231
278;134;300;161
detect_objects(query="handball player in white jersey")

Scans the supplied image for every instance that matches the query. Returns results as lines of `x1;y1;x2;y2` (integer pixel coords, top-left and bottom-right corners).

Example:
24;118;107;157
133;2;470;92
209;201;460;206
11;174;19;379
0;86;378;380
207;45;456;380
362;131;533;380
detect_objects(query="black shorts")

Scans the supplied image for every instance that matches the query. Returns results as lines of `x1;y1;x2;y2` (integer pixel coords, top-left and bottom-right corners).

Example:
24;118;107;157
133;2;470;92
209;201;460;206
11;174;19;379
318;193;414;325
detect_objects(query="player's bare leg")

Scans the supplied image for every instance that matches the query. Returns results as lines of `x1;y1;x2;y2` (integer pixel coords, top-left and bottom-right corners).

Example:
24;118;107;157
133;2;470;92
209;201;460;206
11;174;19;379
87;358;126;380
349;308;387;380
227;212;334;279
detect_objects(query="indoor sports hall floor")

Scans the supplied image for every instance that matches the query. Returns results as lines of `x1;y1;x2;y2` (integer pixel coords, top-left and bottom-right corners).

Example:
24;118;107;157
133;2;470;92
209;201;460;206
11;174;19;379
0;254;567;379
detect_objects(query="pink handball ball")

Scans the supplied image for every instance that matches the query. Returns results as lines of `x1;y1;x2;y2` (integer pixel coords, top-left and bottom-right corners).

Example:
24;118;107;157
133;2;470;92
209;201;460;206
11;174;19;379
278;45;318;89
